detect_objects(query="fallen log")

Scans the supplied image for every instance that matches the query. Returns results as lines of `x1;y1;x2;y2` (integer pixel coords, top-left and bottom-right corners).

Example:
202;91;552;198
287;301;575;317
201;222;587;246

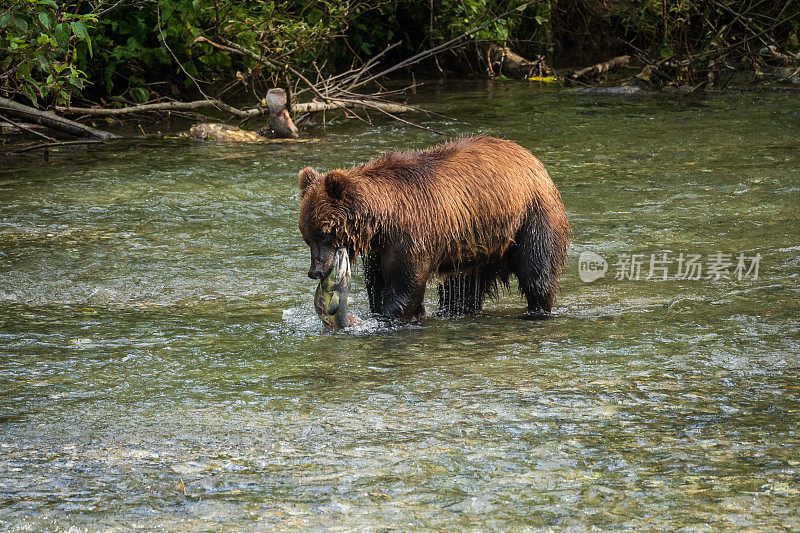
570;55;630;82
0;97;118;140
487;44;550;79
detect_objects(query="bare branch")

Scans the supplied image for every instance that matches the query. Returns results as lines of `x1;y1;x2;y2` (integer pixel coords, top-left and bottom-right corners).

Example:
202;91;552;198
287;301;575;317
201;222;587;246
0;113;57;142
56;99;263;119
10;139;105;154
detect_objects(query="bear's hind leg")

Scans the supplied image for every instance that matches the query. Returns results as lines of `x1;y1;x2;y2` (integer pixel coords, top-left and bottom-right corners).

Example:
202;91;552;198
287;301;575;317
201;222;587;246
512;216;567;317
437;271;486;317
363;252;385;315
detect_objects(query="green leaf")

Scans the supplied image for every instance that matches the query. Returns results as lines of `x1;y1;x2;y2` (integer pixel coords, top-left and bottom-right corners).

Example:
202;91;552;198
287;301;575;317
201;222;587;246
35;53;50;71
70;20;87;40
38;0;58;9
0;14;12;30
68;74;84;89
54;23;68;47
130;87;149;103
38;12;51;29
13;17;29;33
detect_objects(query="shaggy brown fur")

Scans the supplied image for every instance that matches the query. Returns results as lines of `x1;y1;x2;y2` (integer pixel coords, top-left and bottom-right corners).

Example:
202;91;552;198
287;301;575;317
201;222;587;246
298;136;570;320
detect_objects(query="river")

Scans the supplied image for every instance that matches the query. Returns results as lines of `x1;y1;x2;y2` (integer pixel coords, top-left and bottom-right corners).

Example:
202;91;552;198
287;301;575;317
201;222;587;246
1;82;799;529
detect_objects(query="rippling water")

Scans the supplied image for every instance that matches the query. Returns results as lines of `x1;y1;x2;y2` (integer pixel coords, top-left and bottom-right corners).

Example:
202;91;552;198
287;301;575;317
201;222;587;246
1;83;799;530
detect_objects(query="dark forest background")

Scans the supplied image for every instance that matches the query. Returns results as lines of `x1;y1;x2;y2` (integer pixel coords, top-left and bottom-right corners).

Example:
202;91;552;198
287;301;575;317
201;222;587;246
2;0;798;107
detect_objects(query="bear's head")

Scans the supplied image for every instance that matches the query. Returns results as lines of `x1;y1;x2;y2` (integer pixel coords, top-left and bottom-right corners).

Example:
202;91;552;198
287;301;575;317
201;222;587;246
298;166;365;279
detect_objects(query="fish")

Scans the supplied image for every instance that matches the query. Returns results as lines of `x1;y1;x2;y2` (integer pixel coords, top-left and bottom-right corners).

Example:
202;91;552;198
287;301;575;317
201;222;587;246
314;248;354;330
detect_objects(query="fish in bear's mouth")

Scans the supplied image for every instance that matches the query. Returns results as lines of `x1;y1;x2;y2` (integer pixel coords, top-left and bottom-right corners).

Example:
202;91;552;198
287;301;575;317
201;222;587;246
313;248;357;330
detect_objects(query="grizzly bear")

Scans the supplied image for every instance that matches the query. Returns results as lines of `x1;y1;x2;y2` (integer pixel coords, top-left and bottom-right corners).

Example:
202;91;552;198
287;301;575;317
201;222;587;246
298;136;570;320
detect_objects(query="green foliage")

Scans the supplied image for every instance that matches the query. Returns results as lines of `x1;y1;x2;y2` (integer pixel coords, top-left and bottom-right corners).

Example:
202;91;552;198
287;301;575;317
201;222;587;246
0;0;96;105
1;0;548;106
340;0;544;62
3;0;796;107
604;0;800;59
1;0;361;106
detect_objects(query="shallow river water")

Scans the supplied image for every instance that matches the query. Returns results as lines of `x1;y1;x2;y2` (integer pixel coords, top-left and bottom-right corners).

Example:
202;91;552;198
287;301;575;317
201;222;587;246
1;83;799;530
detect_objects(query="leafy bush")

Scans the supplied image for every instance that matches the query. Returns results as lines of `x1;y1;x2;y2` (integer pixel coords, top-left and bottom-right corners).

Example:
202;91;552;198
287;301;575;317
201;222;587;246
0;0;97;105
4;0;795;108
1;0;363;106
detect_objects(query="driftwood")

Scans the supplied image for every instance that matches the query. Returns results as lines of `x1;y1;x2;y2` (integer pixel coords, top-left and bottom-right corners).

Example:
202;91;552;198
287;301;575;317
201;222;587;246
0;97;118;140
487;44;550;79
570;55;630;82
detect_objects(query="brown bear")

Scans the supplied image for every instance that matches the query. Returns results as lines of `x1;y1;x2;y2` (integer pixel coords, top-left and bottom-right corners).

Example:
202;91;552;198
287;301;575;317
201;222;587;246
298;136;570;320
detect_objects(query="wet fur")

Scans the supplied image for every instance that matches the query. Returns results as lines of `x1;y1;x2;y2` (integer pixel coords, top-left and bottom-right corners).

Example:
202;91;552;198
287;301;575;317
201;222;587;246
299;136;570;320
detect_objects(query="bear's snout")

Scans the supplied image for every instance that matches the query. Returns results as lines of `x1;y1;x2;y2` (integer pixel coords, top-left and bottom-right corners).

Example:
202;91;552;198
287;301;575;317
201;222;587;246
308;257;334;280
307;240;337;280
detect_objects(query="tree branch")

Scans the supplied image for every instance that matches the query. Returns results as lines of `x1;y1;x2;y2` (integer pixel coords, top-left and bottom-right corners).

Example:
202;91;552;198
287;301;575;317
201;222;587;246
0;97;118;140
56;99;263;119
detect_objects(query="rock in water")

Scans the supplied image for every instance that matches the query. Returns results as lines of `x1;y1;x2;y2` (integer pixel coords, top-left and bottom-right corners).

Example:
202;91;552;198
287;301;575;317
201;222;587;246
314;249;352;330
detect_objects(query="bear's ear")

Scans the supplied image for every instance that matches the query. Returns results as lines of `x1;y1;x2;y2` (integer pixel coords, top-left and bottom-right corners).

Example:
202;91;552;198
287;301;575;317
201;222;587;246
298;167;319;196
324;170;351;201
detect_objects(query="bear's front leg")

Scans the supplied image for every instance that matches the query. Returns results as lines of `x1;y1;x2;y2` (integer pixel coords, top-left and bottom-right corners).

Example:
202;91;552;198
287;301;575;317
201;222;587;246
381;282;427;320
378;249;429;321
